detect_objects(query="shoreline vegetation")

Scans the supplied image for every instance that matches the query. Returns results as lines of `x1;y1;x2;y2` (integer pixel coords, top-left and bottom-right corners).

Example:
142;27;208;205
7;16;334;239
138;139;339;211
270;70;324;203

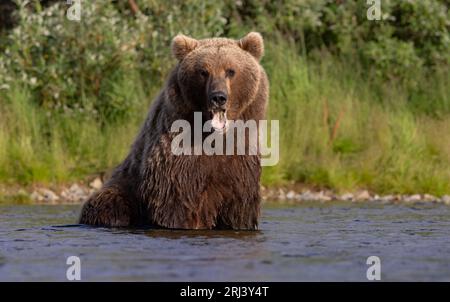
1;1;450;199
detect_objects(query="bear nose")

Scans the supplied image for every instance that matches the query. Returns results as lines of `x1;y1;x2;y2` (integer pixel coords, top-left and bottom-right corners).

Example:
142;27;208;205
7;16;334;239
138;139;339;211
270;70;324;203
210;91;227;107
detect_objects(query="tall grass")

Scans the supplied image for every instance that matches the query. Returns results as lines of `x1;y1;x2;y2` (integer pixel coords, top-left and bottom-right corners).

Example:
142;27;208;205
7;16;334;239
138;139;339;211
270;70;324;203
262;40;450;195
1;38;450;194
0;76;152;185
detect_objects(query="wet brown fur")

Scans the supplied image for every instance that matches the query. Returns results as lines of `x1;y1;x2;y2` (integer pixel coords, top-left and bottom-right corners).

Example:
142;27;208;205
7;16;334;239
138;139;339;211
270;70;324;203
78;32;269;229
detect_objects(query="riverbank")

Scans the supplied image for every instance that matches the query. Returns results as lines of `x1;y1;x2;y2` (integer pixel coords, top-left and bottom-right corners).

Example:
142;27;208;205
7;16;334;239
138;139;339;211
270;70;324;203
2;178;450;205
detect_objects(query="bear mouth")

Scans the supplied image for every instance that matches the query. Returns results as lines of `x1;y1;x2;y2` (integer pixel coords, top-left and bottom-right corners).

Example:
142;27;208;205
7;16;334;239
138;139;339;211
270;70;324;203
210;109;228;133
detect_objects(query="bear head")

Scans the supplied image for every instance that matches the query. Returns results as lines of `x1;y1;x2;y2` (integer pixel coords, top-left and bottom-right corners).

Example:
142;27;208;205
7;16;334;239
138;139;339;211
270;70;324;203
171;32;264;132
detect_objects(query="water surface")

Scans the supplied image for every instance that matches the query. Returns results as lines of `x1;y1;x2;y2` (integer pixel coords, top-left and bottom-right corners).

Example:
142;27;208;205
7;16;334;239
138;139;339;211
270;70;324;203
1;201;450;281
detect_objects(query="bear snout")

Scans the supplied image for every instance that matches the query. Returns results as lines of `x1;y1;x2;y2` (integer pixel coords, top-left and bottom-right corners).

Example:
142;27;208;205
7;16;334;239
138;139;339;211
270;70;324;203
209;91;228;108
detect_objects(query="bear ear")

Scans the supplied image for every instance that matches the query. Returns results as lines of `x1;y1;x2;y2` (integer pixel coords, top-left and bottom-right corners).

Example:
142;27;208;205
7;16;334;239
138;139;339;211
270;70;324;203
238;32;264;61
171;34;199;60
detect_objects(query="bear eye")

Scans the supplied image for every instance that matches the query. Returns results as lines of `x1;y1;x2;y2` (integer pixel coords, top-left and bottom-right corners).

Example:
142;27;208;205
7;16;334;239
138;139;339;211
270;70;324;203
226;69;235;78
200;69;209;78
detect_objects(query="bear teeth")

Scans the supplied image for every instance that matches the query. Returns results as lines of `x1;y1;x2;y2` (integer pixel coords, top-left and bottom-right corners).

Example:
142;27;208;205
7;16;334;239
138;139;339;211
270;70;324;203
211;110;228;132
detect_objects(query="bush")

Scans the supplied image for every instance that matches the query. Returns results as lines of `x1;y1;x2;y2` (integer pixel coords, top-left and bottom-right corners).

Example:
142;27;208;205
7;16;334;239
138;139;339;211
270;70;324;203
234;0;449;77
0;1;229;122
1;1;144;122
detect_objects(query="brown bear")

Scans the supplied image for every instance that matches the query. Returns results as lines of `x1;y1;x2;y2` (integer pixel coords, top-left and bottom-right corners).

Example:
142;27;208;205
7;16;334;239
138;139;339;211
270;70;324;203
78;32;269;229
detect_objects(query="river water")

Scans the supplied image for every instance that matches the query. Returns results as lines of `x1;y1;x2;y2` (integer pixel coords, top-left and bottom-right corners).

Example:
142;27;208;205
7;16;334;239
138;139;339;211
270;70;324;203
1;201;449;281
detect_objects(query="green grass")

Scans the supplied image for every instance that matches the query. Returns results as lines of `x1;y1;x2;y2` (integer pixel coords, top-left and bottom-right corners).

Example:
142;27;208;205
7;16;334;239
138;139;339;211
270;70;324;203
262;40;450;195
1;39;450;195
0;74;153;185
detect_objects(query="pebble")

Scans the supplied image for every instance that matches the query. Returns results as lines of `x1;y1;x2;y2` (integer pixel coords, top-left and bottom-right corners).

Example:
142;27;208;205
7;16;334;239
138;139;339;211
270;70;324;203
89;177;103;190
404;194;421;203
340;193;354;201
298;191;315;201
423;194;437;202
355;190;371;201
30;191;44;202
60;184;89;203
286;190;296;200
30;189;59;203
441;195;450;205
278;188;286;200
316;191;332;202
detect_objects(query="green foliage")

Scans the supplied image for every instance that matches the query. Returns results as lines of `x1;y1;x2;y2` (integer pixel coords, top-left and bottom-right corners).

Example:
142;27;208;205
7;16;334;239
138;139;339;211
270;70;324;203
234;0;450;96
1;1;229;123
2;1;142;122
